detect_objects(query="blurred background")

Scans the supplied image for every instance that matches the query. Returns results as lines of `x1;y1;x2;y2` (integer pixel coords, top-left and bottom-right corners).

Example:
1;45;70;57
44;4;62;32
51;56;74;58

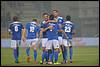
1;1;99;47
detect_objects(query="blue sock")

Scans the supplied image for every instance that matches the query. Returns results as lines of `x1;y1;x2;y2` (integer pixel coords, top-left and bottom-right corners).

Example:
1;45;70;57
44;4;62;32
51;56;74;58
62;51;65;61
48;50;53;62
69;46;73;61
34;50;37;61
42;50;46;62
54;50;58;62
52;49;54;62
26;47;30;56
17;47;19;59
14;48;18;62
64;46;67;61
49;53;53;62
62;46;65;61
45;51;48;62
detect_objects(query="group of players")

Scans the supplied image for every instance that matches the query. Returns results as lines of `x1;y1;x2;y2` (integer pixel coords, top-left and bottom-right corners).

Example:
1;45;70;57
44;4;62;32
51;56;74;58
8;10;75;64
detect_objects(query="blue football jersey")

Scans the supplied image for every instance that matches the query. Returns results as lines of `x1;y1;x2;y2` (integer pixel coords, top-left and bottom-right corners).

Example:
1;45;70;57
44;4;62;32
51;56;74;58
40;20;47;38
46;22;60;40
62;21;75;39
9;22;24;40
26;22;40;39
54;16;64;36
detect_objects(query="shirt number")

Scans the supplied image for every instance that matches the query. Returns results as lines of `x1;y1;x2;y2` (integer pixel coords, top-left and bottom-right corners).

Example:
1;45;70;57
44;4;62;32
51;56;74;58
30;26;35;32
65;26;71;32
15;26;18;32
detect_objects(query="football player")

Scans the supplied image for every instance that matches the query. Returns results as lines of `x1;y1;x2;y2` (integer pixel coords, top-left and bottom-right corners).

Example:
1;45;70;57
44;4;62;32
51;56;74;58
40;13;49;64
61;15;75;64
45;14;60;64
52;10;64;56
8;16;24;63
22;18;40;64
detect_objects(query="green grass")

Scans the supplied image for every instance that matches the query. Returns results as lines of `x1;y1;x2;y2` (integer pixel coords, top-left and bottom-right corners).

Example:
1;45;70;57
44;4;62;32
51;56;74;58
1;46;99;66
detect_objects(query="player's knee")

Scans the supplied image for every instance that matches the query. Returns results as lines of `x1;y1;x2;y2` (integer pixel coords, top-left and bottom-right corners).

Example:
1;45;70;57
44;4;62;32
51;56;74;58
42;47;46;51
33;47;36;50
32;44;37;49
65;45;68;48
69;46;72;48
45;50;48;54
14;46;19;50
64;46;67;50
13;47;17;50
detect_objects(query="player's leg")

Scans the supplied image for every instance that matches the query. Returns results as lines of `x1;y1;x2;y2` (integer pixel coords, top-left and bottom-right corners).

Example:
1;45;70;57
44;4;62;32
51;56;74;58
45;49;49;64
52;44;54;63
41;38;48;64
26;39;31;62
26;47;31;63
53;40;60;64
63;46;68;63
41;47;46;64
31;38;38;64
61;39;68;64
58;36;63;56
68;39;73;63
46;40;53;64
11;40;20;63
17;40;21;61
48;49;53;64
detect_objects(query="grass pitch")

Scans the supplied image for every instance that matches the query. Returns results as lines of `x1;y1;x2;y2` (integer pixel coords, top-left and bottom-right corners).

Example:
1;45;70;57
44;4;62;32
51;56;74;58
1;46;99;66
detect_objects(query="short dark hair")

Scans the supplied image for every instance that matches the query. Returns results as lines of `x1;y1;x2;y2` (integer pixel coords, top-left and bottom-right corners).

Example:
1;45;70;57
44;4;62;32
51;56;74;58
53;10;59;12
66;15;71;21
49;14;54;20
13;16;18;21
42;13;49;16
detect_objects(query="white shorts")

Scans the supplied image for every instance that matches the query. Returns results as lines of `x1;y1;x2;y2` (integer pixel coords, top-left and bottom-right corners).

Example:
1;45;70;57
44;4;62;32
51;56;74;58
26;38;38;47
58;36;63;45
63;39;72;47
46;39;59;50
11;40;21;49
42;38;48;47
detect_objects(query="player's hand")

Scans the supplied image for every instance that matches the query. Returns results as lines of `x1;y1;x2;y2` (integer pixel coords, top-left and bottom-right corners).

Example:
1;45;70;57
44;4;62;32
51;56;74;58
46;20;51;23
8;29;12;35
